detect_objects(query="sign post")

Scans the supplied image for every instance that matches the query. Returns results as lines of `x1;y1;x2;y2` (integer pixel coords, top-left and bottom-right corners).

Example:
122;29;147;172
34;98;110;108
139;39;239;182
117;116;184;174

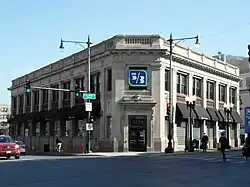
128;70;148;87
244;107;250;133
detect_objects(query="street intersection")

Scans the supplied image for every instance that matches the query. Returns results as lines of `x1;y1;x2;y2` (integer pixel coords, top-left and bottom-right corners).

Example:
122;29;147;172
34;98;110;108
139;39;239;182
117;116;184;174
0;151;248;187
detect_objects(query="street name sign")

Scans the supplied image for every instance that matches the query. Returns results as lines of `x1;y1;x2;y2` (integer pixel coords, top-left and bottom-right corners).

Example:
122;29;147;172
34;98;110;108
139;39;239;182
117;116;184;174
83;93;96;100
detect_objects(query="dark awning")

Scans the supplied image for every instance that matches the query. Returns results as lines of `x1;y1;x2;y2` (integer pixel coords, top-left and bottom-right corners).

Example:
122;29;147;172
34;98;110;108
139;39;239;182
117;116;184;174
217;110;224;122
230;111;242;123
218;109;233;122
176;103;197;119
206;107;219;121
193;105;210;120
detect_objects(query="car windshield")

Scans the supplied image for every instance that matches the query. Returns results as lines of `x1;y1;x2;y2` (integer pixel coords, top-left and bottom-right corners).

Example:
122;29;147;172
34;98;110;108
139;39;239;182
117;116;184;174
15;141;23;145
0;137;14;143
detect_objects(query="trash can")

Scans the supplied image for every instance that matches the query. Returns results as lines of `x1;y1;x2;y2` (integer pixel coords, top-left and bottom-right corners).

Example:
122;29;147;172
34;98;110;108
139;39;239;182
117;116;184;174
44;144;49;152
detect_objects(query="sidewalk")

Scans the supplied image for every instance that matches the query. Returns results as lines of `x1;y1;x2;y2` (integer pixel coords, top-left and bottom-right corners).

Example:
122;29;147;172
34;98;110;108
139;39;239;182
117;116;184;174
27;147;241;157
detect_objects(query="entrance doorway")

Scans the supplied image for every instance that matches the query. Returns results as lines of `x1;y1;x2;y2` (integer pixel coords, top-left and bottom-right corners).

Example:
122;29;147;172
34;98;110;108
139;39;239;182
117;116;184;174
128;115;147;152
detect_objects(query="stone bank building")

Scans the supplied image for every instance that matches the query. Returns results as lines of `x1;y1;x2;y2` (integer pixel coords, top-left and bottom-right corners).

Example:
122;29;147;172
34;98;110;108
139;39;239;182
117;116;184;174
9;35;241;152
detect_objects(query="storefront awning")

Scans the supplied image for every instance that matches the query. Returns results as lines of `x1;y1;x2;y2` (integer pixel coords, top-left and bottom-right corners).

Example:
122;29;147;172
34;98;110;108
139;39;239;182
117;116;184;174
193;105;209;120
218;109;233;122
206;107;219;121
230;111;242;123
176;103;197;119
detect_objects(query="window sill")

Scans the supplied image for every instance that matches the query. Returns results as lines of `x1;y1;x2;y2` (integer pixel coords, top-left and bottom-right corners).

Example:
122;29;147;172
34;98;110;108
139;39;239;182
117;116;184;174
207;99;214;102
124;90;150;95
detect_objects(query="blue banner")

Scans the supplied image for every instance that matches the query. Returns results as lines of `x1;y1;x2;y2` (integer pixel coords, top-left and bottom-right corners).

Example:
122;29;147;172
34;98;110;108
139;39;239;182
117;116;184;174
128;70;148;87
245;107;250;133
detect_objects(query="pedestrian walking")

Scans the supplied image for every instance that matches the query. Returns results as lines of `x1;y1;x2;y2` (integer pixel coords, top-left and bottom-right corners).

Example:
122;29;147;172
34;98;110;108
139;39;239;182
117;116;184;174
242;133;250;159
201;133;208;152
219;132;228;162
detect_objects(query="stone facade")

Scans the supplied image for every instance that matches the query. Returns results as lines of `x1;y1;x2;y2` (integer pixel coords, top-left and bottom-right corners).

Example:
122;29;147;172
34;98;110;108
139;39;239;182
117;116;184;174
0;104;11;135
9;35;241;152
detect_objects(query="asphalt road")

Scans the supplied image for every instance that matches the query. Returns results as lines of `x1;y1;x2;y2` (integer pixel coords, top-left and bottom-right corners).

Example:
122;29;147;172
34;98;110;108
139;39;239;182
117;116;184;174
0;151;248;187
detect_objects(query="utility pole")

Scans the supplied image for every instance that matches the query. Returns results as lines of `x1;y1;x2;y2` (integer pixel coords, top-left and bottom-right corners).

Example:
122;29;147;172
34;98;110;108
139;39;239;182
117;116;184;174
59;36;94;153
87;35;92;153
165;33;199;153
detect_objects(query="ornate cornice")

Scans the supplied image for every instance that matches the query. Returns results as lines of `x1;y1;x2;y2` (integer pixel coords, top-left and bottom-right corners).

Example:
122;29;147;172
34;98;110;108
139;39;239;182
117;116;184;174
165;54;240;82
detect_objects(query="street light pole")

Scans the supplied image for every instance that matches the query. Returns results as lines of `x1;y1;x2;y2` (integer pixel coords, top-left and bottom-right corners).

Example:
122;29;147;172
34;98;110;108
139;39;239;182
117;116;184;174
86;35;92;153
165;33;199;153
224;103;233;141
185;95;197;152
59;35;93;153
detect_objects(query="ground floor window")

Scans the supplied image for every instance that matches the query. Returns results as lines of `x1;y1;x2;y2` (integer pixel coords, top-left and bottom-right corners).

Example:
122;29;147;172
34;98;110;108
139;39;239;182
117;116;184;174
193;120;202;140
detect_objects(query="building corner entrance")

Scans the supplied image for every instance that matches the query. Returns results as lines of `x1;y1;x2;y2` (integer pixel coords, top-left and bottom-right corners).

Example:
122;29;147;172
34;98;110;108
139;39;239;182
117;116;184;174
128;115;147;152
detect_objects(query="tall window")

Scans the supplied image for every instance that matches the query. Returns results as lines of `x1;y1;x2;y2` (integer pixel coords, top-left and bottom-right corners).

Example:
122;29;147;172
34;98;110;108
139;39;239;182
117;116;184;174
34;90;39;105
63;81;70;100
75;77;85;91
107;69;112;92
91;73;100;93
165;69;170;91
229;87;236;104
52;84;59;102
176;73;187;94
192;77;202;97
219;85;226;102
41;90;48;104
26;93;31;106
239;80;243;87
19;95;24;108
12;96;17;109
207;81;215;100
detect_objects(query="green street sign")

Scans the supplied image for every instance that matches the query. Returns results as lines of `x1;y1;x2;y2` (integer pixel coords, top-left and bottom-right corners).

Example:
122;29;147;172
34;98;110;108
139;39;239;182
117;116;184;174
83;93;96;100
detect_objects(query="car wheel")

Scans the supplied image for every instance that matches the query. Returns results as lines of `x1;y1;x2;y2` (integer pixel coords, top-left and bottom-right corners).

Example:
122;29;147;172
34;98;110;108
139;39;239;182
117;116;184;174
6;156;11;159
15;155;20;159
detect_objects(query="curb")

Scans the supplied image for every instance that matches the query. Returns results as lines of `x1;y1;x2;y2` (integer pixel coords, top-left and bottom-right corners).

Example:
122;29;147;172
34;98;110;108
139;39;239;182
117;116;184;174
26;149;241;157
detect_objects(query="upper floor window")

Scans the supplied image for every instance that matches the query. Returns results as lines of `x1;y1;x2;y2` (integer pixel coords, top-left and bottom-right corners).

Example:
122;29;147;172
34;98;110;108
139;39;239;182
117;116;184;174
106;69;112;92
63;81;70;100
42;90;48;104
192;77;202;97
26;93;31;106
128;67;148;90
91;73;100;93
219;84;226;102
176;73;187;94
239;80;243;87
207;81;215;100
12;96;17;109
229;87;236;104
34;90;39;105
246;77;250;87
51;84;59;102
75;77;85;91
165;69;170;91
19;95;24;108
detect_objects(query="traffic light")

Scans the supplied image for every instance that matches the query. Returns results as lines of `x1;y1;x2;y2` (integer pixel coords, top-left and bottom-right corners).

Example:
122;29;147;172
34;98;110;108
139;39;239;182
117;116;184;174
166;103;171;116
25;80;31;93
89;116;94;123
248;44;250;63
75;84;80;97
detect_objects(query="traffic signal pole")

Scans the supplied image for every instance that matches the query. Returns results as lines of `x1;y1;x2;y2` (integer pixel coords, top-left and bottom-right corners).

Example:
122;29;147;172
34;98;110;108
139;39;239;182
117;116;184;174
29;86;87;93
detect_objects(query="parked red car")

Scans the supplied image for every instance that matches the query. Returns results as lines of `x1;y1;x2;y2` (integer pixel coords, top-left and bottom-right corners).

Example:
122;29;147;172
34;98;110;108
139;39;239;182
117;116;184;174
0;135;20;159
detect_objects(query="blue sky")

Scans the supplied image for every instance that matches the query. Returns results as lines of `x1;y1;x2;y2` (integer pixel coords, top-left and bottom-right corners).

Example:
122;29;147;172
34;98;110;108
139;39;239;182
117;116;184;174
1;0;250;104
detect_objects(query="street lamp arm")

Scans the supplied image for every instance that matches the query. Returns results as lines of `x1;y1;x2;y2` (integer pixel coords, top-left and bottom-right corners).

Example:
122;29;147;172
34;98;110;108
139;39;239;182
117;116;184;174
169;36;199;49
61;40;87;49
172;40;183;49
171;36;198;42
